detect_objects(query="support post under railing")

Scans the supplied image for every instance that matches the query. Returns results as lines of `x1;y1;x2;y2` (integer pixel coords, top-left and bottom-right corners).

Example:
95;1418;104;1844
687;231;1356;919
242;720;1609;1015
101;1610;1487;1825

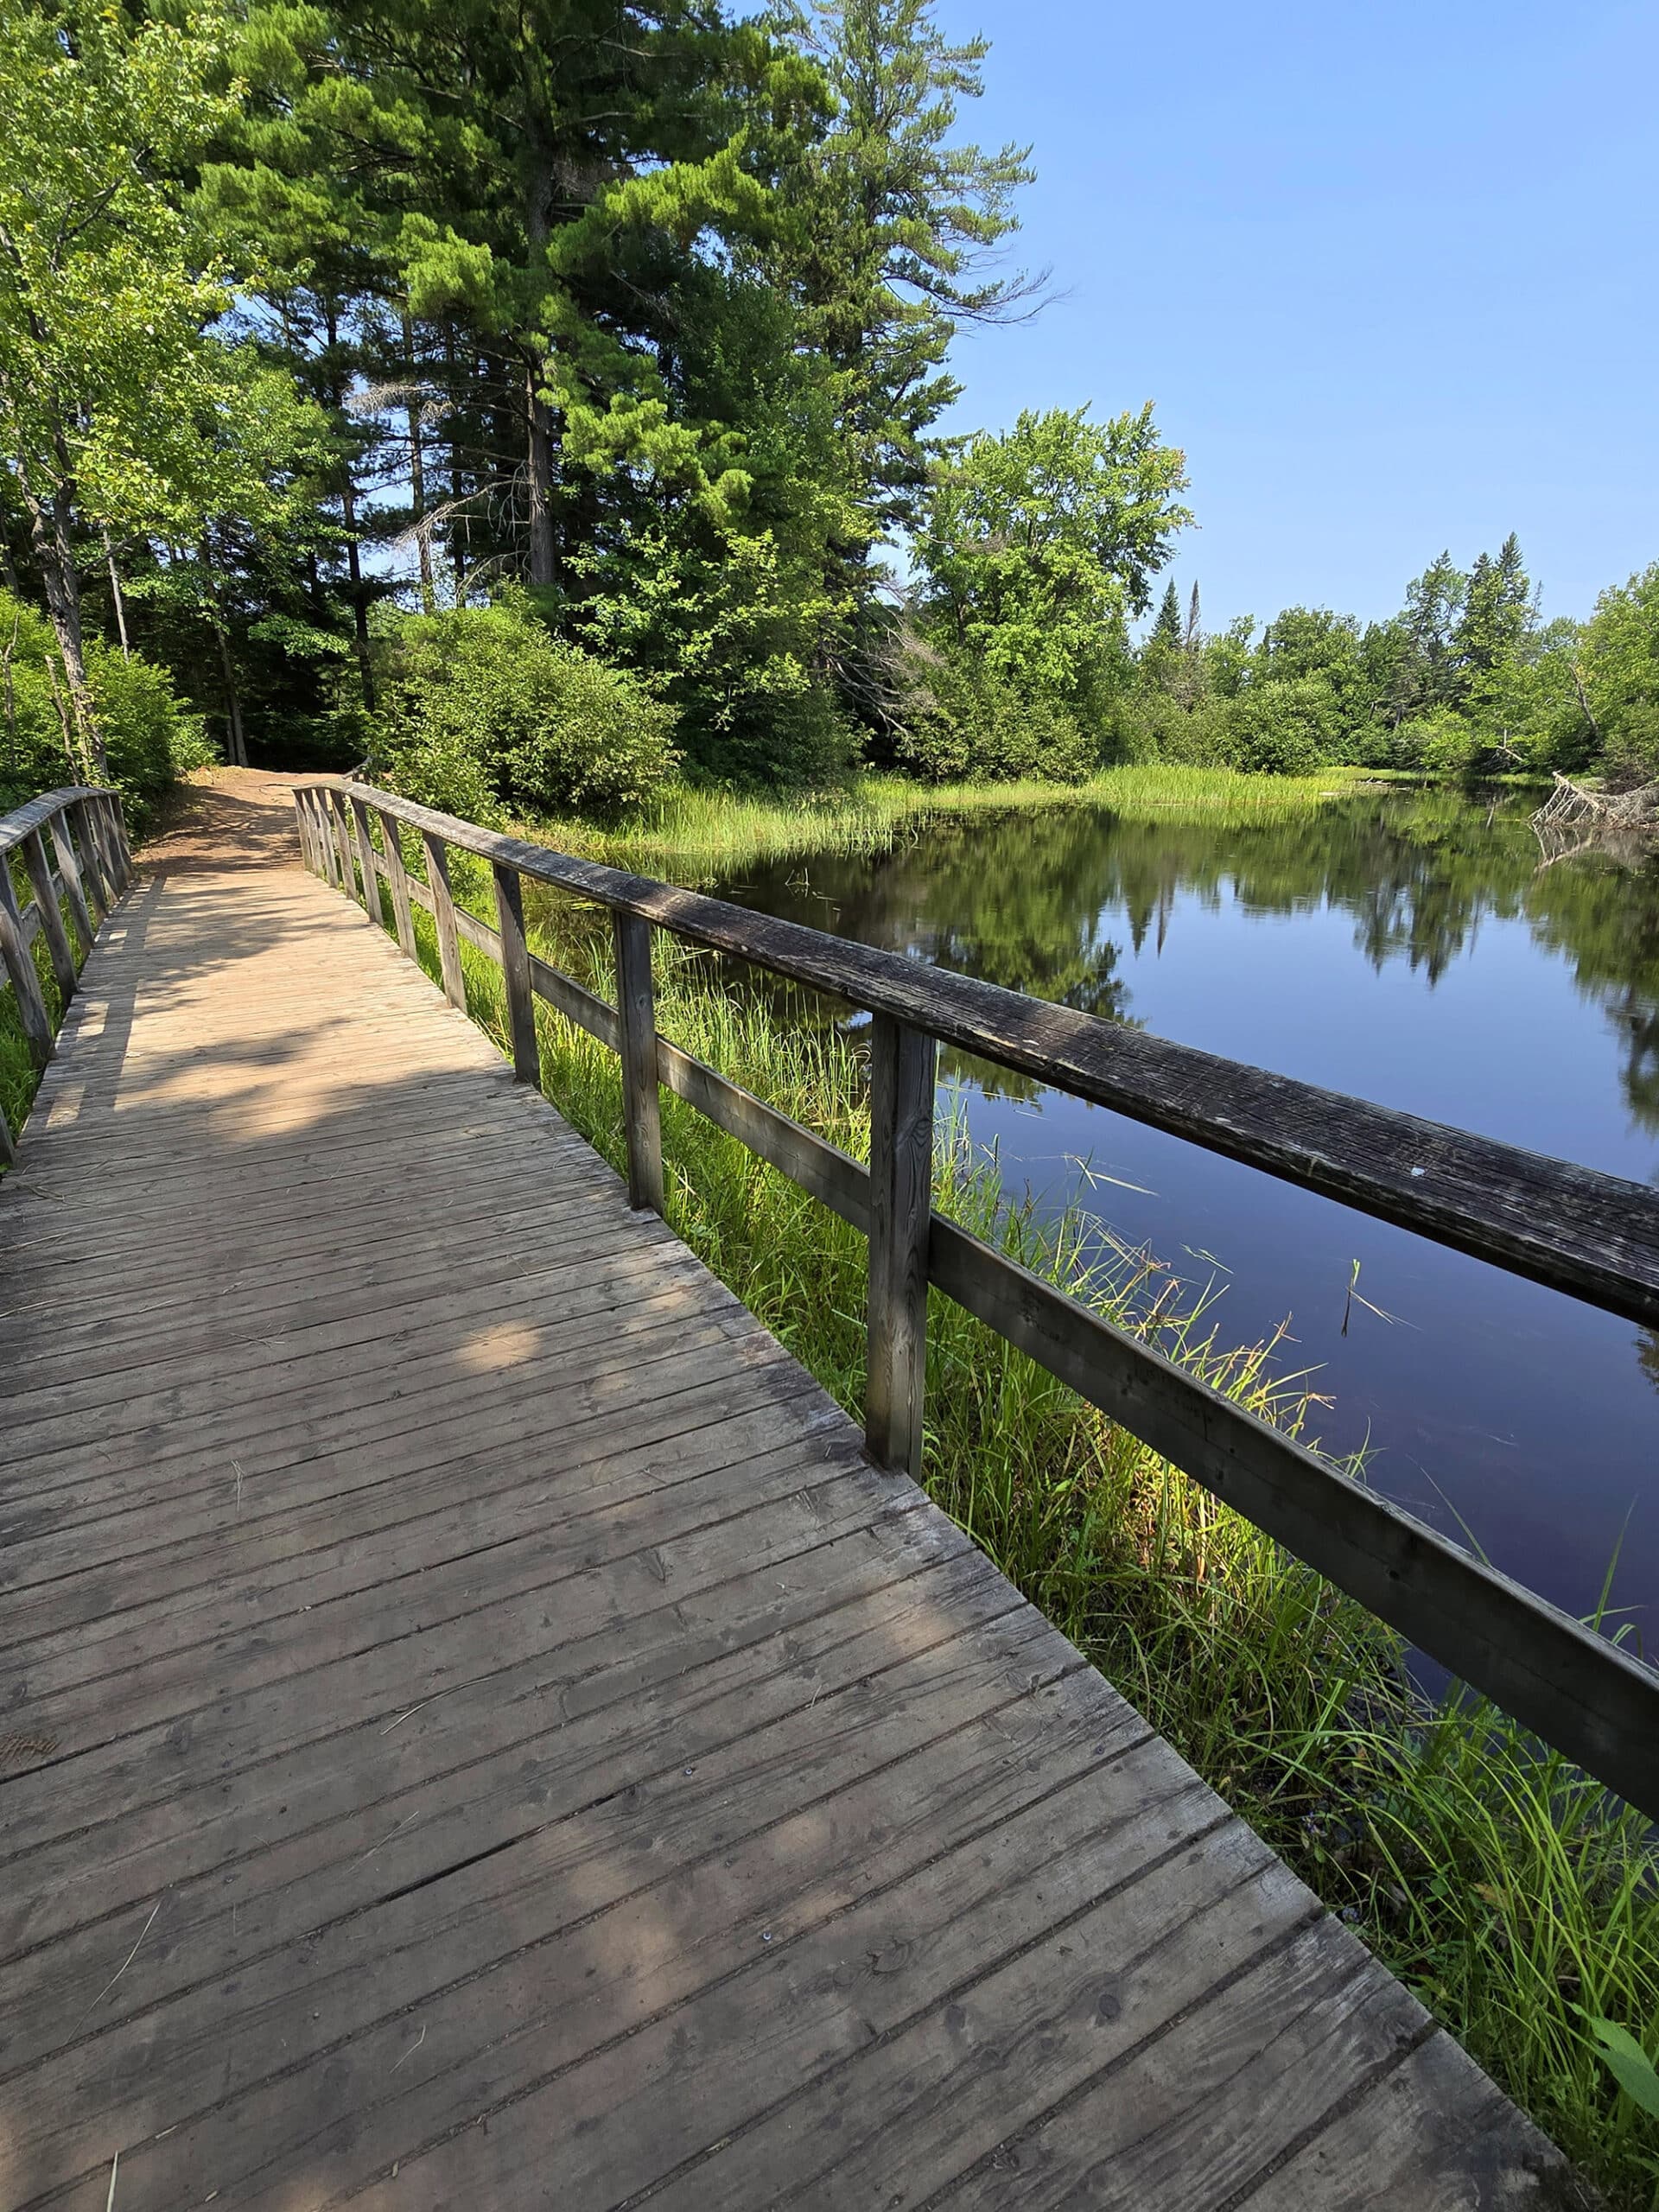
378;810;417;958
105;792;133;888
613;911;664;1214
350;798;381;921
328;791;354;895
866;1014;936;1477
493;862;539;1085
21;830;77;995
0;855;54;1070
75;798;111;923
313;792;340;887
423;831;467;1010
48;810;94;951
294;791;317;876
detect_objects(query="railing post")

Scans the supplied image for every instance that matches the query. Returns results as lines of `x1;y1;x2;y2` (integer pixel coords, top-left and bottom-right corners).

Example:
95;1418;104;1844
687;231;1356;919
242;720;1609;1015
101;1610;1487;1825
612;910;664;1213
48;809;94;954
105;794;133;889
866;1014;935;1477
312;792;340;888
293;791;317;876
493;861;539;1085
0;855;54;1069
21;830;76;997
328;791;355;895
350;797;381;922
0;1096;15;1168
378;809;417;959
422;830;467;1009
74;798;111;923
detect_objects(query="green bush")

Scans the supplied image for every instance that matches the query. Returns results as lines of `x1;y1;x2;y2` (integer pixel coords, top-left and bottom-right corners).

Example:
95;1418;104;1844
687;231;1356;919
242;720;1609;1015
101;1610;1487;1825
372;594;677;820
1390;706;1482;775
1229;676;1339;774
897;658;1099;784
0;590;207;830
89;648;215;823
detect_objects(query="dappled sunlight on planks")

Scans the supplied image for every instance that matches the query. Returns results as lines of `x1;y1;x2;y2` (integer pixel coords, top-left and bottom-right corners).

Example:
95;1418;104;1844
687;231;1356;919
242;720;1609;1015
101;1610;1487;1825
0;804;1576;2210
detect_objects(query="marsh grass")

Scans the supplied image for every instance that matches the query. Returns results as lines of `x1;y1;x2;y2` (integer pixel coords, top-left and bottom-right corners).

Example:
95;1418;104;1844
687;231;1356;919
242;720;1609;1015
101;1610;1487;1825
534;762;1370;882
375;830;1659;2204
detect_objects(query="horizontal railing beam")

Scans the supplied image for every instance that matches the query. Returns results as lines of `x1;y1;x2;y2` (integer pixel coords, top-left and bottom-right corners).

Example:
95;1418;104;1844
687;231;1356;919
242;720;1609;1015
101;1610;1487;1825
293;778;1659;1330
293;780;1659;1821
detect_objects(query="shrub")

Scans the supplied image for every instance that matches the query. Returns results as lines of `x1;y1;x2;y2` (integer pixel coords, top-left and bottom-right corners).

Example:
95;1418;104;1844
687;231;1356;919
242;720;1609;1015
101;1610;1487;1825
89;648;214;823
897;658;1100;784
372;594;677;820
1390;706;1482;775
0;589;207;830
1228;676;1340;775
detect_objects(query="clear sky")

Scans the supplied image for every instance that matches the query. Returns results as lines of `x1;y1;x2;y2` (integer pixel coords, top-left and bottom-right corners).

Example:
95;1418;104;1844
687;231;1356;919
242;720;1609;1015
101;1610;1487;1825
931;0;1657;632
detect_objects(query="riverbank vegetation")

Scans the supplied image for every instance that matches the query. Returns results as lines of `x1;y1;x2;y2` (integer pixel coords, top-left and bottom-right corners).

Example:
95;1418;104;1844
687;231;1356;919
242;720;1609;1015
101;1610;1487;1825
362;835;1657;2208
5;1;1659;825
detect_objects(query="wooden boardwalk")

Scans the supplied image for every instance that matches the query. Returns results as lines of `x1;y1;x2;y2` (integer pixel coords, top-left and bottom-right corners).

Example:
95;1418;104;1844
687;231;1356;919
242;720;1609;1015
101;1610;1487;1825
0;785;1573;2209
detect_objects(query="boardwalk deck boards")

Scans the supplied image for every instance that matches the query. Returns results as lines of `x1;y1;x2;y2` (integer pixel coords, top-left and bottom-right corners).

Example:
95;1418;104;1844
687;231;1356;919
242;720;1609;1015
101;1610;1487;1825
0;785;1577;2208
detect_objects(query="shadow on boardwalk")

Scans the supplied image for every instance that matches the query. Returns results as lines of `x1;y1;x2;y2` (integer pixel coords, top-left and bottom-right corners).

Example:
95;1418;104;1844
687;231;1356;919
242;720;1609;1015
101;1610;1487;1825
0;794;1580;2209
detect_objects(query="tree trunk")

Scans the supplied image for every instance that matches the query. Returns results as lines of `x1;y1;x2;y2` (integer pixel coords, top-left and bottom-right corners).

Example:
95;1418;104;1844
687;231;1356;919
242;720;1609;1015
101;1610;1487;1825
17;460;105;774
325;302;377;710
404;315;435;613
103;529;131;660
200;542;248;767
340;474;377;709
523;173;559;592
524;361;557;588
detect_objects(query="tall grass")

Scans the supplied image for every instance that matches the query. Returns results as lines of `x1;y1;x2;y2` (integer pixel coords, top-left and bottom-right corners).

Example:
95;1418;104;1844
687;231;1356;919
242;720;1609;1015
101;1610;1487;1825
372;833;1659;2208
537;762;1370;882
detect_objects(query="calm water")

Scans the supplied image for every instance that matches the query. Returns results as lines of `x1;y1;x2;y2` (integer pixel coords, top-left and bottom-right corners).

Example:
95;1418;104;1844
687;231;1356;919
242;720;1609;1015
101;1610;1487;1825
710;790;1659;1636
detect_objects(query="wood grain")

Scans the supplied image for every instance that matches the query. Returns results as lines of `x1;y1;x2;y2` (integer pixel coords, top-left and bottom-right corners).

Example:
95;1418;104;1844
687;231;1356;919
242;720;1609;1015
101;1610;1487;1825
2;813;1569;2207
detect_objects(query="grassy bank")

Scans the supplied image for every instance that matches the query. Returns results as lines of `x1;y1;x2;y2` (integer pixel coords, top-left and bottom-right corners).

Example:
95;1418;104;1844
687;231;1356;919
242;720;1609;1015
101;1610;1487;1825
375;824;1657;2209
538;761;1374;881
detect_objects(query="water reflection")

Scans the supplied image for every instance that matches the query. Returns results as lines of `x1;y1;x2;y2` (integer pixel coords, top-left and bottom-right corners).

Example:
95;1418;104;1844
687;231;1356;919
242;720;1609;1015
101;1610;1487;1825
713;790;1659;1630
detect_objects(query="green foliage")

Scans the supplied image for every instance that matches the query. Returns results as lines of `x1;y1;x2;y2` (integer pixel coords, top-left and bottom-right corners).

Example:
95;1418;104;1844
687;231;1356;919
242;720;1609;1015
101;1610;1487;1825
0;589;207;826
1228;675;1339;774
893;657;1096;783
334;800;1659;2209
371;595;677;819
915;404;1190;744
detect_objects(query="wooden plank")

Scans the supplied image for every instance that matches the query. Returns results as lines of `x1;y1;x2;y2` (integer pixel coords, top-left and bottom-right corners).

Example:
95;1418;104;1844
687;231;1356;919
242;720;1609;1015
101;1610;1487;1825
378;806;417;957
70;795;110;920
867;1013;934;1476
0;852;54;1067
656;1033;868;1224
45;806;94;951
20;830;76;995
328;788;356;894
292;779;1659;1330
417;827;464;1008
926;1210;1659;1825
532;948;619;1046
613;908;664;1211
350;795;384;922
493;859;539;1084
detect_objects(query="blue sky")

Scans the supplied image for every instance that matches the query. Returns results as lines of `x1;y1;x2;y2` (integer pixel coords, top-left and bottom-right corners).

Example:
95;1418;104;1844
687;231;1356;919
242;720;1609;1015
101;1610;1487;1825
931;0;1657;632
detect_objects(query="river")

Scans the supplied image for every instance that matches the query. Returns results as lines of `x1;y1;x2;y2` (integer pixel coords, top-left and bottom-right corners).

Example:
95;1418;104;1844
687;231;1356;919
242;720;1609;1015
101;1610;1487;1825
708;785;1659;1637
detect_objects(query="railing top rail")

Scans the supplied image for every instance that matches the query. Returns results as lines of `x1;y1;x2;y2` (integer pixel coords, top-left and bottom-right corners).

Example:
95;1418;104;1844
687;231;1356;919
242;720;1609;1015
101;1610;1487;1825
298;776;1659;1330
0;785;113;858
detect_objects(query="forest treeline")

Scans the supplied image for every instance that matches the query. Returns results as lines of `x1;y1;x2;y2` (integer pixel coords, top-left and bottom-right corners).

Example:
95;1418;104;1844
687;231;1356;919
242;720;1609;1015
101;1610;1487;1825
1;0;1656;828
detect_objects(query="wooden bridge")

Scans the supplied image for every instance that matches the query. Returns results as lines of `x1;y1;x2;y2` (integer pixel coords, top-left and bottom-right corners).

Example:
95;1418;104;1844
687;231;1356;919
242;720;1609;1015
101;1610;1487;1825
3;772;1649;2209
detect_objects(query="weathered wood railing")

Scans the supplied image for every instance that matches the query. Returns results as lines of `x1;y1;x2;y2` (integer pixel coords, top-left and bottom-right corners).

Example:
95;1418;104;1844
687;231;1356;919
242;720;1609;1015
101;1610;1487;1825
0;785;132;1163
294;775;1659;1821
